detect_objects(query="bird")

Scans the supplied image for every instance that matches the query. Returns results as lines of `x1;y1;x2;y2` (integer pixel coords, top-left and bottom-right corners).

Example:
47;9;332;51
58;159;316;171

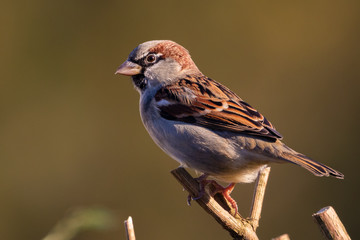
115;40;344;213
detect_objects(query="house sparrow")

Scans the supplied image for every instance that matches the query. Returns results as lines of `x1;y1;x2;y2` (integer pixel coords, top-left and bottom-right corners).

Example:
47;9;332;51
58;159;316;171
115;40;344;212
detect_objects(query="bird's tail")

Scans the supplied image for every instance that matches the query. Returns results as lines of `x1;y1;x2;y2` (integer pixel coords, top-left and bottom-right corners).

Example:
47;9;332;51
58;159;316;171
280;146;344;179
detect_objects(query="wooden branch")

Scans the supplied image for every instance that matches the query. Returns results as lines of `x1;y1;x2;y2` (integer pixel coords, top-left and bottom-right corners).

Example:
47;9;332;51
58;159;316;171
124;216;136;240
312;206;350;240
249;167;271;230
171;167;271;240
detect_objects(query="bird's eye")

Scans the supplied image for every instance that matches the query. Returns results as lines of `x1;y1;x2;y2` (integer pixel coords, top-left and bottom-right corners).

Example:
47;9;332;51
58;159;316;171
145;54;157;64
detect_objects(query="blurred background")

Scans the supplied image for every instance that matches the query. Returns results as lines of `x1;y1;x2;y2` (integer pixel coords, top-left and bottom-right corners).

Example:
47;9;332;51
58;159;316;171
1;0;359;239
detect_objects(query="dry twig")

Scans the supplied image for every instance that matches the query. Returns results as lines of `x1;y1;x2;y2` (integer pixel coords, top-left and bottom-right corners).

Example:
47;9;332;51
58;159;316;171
313;206;350;240
124;169;349;239
124;216;136;240
249;167;271;230
171;166;272;240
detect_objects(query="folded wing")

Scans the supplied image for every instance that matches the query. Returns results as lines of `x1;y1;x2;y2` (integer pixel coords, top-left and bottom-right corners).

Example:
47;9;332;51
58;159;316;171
155;75;282;141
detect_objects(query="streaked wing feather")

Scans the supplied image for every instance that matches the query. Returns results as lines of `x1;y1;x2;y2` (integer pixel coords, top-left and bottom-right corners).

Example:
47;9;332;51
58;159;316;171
155;75;282;140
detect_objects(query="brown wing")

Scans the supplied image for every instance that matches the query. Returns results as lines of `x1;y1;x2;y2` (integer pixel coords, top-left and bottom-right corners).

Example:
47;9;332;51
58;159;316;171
154;75;282;141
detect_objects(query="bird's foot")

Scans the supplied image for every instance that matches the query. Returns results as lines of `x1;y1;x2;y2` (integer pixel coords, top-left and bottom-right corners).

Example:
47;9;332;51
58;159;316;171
187;175;238;215
212;182;238;215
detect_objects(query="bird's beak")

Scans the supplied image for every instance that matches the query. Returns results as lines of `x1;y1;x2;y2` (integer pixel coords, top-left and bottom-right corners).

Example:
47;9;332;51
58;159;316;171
115;60;142;76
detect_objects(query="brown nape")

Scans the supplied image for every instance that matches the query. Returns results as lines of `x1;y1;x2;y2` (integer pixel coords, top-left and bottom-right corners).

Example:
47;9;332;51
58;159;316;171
149;41;198;71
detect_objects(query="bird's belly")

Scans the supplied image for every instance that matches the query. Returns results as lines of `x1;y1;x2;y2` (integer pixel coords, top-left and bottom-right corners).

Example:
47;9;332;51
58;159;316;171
142;115;267;183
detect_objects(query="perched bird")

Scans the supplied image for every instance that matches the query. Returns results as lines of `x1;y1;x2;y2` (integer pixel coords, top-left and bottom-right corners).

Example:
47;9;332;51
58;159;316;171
115;40;344;212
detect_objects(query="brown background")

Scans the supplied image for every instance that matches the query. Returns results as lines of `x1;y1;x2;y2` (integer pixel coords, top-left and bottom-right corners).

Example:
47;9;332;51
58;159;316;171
1;0;359;239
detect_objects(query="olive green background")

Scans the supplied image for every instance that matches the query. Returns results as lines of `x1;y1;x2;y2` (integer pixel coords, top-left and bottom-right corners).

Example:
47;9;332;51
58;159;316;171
1;0;359;239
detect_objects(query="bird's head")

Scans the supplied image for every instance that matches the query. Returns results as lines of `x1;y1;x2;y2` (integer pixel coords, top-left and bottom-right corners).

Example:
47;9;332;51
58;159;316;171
115;40;201;92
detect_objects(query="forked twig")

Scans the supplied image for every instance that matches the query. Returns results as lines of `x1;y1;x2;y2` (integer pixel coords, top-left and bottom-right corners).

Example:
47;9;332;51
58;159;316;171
171;166;272;240
124;168;349;239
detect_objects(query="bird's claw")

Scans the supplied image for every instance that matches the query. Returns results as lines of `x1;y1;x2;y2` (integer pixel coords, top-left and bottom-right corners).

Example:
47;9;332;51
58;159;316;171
186;174;209;205
186;175;238;216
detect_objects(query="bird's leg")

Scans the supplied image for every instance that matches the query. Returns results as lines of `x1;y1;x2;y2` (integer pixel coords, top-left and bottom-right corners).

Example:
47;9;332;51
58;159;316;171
201;180;238;215
212;182;238;214
187;174;238;214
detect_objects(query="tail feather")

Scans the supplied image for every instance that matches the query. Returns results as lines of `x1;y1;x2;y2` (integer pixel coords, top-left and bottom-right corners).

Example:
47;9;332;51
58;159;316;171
282;151;344;179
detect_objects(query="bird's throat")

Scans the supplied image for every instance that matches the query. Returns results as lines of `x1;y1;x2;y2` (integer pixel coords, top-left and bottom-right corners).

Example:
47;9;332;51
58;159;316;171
132;74;147;92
